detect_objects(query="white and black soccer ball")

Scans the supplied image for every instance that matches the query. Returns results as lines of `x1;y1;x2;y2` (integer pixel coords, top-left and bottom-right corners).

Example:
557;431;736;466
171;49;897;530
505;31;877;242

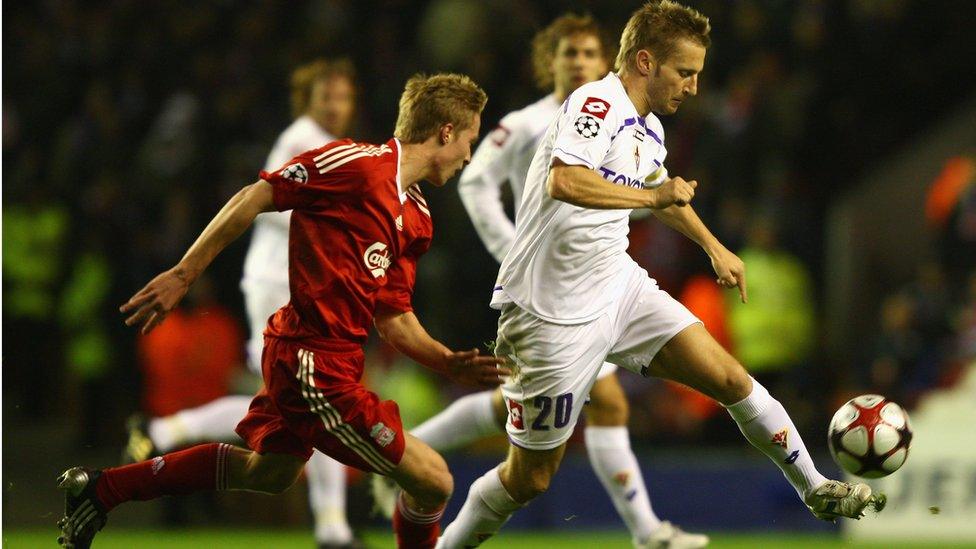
574;114;601;139
828;394;913;478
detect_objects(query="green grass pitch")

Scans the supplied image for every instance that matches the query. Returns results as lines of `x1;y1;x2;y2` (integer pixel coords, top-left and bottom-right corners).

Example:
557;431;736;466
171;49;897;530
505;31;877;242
2;529;965;548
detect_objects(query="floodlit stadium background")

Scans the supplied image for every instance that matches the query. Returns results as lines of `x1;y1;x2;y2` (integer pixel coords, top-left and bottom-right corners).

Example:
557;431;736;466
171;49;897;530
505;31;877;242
3;1;975;546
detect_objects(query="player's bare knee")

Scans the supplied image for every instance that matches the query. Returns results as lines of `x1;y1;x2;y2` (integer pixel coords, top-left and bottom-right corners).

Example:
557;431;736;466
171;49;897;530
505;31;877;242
715;361;752;404
502;462;554;502
410;466;453;507
515;468;553;501
243;452;304;494
587;395;628;426
491;389;508;429
258;466;302;494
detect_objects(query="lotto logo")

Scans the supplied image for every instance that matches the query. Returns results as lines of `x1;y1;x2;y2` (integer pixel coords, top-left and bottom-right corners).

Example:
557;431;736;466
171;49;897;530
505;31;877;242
508;398;524;430
581;97;611;119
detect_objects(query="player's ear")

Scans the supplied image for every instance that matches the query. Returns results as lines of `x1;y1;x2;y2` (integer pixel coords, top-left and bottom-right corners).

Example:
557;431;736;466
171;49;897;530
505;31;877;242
439;123;455;146
635;49;654;76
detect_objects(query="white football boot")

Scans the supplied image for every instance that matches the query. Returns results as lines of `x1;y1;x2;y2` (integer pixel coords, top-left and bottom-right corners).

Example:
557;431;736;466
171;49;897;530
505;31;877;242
638;521;709;548
804;479;886;521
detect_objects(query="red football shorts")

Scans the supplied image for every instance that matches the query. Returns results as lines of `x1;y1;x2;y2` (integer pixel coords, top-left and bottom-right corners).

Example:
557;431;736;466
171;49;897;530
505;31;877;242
236;336;405;474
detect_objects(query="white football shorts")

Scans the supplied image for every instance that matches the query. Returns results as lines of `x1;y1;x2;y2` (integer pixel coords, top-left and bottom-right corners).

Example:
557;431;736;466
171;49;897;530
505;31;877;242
496;264;700;450
241;279;291;375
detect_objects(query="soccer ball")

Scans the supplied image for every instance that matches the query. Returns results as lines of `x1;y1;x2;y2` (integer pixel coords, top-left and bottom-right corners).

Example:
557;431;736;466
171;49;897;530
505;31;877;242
828;394;913;478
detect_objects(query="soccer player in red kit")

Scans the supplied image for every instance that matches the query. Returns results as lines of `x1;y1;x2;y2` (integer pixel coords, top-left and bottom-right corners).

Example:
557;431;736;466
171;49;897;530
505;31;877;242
56;73;504;549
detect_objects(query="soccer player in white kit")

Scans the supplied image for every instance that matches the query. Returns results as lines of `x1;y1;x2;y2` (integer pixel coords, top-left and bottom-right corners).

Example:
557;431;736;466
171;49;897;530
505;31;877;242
438;3;883;548
390;14;705;548
123;59;362;548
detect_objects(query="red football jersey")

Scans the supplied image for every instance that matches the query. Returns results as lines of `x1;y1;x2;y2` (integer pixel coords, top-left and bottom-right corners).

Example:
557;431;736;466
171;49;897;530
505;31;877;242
258;138;433;345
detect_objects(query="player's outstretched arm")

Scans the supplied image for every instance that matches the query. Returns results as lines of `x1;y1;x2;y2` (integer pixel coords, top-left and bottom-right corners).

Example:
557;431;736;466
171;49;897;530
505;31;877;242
458;172;516;264
120;180;276;333
547;161;696;210
651;203;748;303
374;307;511;387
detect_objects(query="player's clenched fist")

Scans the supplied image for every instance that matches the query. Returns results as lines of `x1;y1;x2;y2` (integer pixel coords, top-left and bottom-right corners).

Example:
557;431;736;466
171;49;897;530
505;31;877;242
120;268;193;334
650;176;697;208
443;348;512;388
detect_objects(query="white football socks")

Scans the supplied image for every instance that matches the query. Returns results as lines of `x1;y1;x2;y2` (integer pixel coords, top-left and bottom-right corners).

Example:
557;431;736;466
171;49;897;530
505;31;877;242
412;390;500;451
148;395;250;452
306;451;352;544
437;466;522;549
584;426;661;544
724;377;828;498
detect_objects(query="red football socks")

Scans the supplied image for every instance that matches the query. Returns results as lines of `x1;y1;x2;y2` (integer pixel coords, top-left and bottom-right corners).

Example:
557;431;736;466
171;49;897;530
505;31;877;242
95;443;234;511
393;493;444;549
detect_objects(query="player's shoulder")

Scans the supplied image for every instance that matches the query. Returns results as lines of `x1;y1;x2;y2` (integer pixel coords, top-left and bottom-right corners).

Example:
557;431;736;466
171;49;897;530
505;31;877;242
506;94;560;127
564;74;627;121
312;138;398;178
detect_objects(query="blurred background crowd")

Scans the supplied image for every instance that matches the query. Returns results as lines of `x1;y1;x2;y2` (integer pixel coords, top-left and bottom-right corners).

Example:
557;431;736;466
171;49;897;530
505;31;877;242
4;0;975;497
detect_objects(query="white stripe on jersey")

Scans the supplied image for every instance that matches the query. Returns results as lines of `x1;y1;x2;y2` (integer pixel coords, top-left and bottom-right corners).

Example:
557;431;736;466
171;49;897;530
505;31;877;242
318;151;371;174
315;145;362;169
314;143;356;162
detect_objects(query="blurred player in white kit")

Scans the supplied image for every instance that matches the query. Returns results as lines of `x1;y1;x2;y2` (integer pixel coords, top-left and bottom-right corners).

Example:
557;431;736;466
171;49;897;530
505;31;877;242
437;2;884;548
123;58;362;548
372;13;705;548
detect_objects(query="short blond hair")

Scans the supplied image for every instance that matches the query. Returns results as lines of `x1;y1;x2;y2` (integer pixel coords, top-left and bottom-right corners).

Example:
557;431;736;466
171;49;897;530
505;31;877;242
615;0;711;73
394;73;487;144
290;58;357;118
531;14;615;91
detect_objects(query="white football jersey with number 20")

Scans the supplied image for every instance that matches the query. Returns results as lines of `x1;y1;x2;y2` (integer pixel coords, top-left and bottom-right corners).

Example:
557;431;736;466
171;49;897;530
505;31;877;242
491;72;670;324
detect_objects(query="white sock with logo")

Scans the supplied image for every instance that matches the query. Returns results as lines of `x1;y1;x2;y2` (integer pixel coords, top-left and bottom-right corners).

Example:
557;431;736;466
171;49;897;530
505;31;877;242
724;377;828;498
149;395;250;453
584;426;661;544
411;390;500;451
437;465;522;549
306;451;352;544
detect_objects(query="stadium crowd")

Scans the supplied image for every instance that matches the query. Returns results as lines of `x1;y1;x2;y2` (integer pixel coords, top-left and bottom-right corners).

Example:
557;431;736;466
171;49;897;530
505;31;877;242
4;0;975;456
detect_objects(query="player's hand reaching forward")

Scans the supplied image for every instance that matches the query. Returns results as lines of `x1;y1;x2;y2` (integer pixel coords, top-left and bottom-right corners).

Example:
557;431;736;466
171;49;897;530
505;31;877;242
120;268;193;334
650;176;697;208
444;349;511;388
709;245;748;303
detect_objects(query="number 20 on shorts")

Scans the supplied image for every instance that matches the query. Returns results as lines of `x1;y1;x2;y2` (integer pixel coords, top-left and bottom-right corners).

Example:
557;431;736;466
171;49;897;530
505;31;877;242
531;394;573;430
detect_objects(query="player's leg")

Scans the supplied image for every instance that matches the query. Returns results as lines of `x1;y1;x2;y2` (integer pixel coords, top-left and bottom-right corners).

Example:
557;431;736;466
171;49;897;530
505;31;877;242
58;443;306;547
439;304;606;548
384;434;454;548
410;388;506;451
373;388;505;519
305;451;353;547
645;323;877;520
437;442;565;549
123;395;252;462
585;370;659;544
585;369;709;548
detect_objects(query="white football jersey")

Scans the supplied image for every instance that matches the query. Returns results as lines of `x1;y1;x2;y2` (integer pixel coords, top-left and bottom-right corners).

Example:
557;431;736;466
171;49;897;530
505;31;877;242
457;94;560;263
241;115;336;286
491;72;670;324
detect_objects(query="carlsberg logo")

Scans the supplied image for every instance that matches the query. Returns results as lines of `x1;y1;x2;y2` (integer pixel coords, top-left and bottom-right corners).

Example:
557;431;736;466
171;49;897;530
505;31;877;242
364;242;391;278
